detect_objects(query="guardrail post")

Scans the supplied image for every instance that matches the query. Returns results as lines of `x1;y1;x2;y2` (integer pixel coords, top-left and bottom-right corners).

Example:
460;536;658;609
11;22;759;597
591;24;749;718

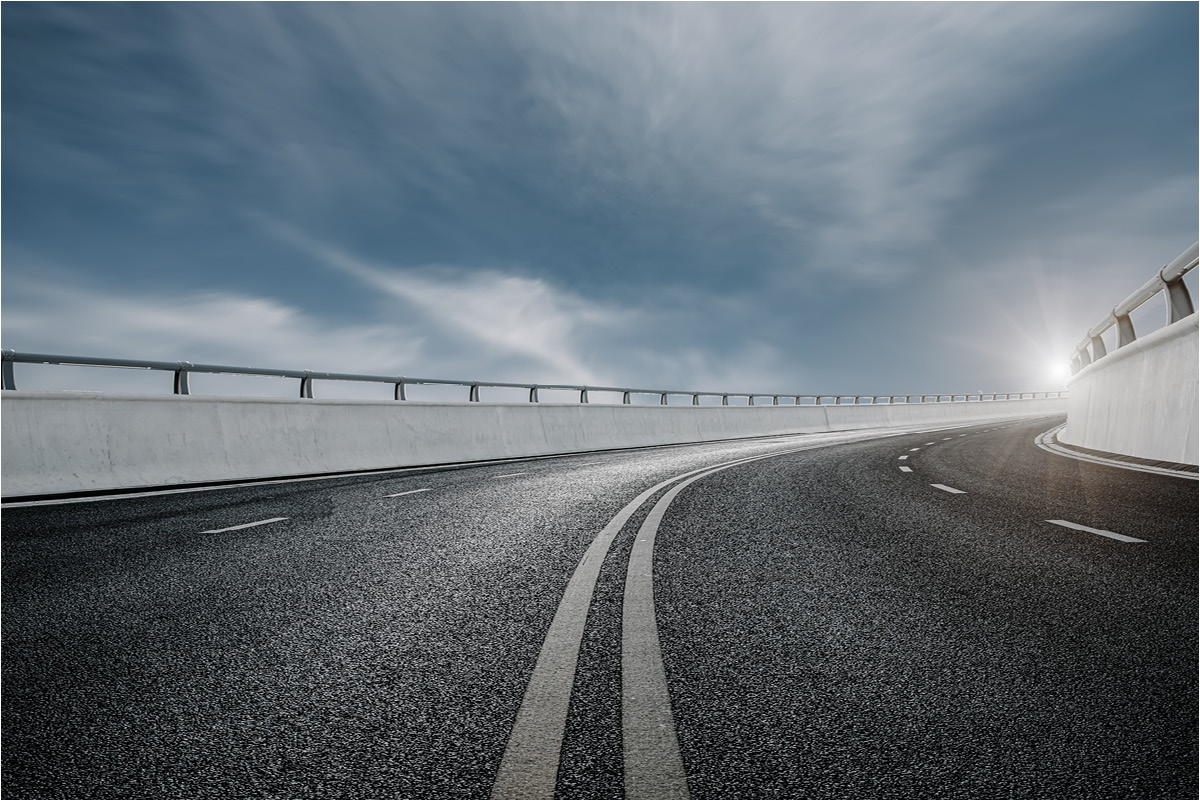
660;392;668;405
692;394;700;406
395;380;407;401
722;395;729;406
1115;313;1136;348
580;388;589;404
173;362;192;395
469;383;480;402
300;372;314;399
2;355;15;391
772;396;779;406
622;391;630;404
529;385;539;403
1164;275;1195;323
1088;335;1107;360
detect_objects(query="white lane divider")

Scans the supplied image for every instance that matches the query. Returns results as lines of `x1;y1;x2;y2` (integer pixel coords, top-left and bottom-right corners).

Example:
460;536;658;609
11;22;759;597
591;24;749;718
899;467;913;473
910;448;921;452
925;442;936;445
1046;519;1146;543
898;455;908;460
942;437;953;440
930;484;966;494
385;488;433;498
493;472;529;479
490;448;806;799
491;426;940;800
201;517;288;534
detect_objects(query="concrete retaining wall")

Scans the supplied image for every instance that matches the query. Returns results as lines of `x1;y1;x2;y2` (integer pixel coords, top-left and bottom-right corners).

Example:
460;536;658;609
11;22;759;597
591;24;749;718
1061;314;1198;465
1;392;1065;498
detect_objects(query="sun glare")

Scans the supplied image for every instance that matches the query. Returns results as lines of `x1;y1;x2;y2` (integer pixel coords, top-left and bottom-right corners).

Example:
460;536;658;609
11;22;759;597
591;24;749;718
1046;359;1072;384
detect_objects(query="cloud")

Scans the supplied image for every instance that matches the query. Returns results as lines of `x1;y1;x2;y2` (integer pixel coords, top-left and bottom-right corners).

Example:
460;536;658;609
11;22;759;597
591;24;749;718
255;220;639;383
503;3;1134;279
1;276;424;396
1;238;807;398
4;3;1140;288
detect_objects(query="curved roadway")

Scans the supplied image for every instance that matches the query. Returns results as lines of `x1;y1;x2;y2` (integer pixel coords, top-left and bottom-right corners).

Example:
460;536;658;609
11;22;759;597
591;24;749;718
2;414;1195;798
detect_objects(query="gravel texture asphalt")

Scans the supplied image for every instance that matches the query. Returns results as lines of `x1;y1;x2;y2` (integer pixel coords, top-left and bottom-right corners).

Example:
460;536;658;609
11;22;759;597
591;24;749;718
2;415;1195;798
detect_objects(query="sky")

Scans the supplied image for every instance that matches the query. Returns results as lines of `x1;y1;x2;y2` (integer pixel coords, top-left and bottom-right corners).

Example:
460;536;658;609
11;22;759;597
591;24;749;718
2;2;1197;401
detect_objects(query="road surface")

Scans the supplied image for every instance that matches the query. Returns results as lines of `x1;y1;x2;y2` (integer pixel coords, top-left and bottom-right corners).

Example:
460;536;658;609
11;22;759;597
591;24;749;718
2;414;1195;798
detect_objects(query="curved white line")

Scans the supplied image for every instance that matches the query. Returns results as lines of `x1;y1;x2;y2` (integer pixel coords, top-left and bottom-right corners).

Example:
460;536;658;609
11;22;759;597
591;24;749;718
1035;425;1198;480
490;442;835;799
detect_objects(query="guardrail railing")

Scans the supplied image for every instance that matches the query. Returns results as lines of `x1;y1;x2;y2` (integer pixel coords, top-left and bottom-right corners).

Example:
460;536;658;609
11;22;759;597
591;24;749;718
1070;242;1198;374
0;349;1065;406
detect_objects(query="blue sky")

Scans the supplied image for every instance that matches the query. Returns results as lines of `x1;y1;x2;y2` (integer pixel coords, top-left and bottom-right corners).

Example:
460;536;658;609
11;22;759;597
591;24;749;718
3;2;1196;399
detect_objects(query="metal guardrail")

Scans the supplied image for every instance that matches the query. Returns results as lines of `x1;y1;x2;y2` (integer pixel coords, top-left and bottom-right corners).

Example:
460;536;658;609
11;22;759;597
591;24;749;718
1070;242;1198;374
0;349;1065;405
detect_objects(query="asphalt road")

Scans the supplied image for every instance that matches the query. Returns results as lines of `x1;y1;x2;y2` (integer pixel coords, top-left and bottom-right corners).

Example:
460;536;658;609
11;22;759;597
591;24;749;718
2;414;1195;798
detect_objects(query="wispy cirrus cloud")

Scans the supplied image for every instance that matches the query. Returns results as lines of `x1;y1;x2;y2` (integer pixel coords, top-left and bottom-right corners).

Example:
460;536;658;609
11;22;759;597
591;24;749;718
5;2;1142;287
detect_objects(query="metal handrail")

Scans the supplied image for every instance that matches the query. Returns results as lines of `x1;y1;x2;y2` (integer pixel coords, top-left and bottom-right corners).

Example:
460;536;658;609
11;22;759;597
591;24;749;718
1070;242;1198;373
0;349;1066;405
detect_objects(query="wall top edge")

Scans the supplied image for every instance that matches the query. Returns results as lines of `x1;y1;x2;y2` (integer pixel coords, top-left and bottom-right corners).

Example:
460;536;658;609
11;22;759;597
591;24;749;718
0;392;1067;408
1069;312;1198;387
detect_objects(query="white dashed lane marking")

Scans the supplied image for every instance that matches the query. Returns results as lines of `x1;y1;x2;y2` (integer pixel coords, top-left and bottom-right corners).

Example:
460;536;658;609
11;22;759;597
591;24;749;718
930;484;966;494
898;455;908;460
899;466;913;473
493;472;529;479
202;517;289;534
910;448;921;452
385;488;433;498
1046;519;1146;544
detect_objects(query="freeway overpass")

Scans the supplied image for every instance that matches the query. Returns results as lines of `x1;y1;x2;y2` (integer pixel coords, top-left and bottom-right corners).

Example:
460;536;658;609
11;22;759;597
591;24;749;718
1;245;1196;798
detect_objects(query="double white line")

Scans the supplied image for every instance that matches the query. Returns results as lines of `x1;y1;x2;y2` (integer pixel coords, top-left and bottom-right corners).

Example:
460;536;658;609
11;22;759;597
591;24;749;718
490;430;906;799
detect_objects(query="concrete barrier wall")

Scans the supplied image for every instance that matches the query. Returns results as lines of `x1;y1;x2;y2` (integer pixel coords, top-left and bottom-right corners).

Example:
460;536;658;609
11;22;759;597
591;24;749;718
1;392;1065;498
1061;314;1198;465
